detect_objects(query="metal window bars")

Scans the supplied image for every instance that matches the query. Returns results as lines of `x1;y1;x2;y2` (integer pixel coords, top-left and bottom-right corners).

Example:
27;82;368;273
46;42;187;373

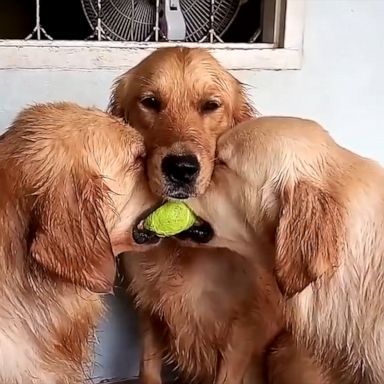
144;0;166;42
24;0;245;43
86;0;109;40
25;0;52;40
199;0;223;43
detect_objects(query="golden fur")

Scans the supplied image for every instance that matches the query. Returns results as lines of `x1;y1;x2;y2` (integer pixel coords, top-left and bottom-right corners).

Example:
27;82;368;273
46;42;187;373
0;102;157;383
121;242;282;384
188;116;384;383
111;48;285;384
108;46;256;197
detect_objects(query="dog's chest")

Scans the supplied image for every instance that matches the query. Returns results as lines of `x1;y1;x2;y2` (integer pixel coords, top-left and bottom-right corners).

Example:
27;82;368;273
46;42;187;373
127;249;254;326
126;249;257;378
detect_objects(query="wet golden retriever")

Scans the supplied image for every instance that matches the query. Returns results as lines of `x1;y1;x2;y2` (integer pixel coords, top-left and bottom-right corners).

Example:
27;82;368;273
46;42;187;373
0;102;158;383
188;116;384;383
110;47;287;384
109;46;256;198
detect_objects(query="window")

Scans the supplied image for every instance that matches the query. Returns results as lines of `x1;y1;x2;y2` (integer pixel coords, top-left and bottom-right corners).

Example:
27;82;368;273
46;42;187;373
0;0;305;70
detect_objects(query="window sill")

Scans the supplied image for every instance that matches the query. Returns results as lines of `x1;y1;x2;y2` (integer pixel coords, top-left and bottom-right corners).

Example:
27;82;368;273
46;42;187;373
0;40;303;71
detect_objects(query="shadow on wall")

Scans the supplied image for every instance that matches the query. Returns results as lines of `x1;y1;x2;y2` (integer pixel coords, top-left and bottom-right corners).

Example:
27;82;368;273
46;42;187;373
93;293;140;381
93;288;179;383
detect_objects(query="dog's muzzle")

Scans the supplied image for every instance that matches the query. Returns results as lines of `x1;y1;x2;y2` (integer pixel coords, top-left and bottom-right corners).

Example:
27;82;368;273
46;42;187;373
161;154;200;199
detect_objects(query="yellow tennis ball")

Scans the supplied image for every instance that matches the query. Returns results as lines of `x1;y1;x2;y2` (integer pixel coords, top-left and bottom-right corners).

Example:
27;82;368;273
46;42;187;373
144;201;197;237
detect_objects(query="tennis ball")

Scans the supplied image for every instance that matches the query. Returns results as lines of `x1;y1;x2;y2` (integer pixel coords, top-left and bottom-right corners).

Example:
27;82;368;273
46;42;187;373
143;201;197;237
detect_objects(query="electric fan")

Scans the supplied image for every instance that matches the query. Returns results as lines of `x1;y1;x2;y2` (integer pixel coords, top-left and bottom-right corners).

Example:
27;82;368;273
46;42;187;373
81;0;244;42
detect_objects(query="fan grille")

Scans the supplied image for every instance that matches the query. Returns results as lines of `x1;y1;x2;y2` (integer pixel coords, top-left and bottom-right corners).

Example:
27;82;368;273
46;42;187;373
81;0;241;42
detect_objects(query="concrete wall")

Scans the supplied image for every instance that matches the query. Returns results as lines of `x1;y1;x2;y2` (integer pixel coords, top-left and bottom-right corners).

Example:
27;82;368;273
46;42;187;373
0;0;383;380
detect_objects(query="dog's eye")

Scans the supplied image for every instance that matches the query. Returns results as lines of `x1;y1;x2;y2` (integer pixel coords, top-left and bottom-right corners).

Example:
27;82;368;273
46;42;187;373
215;158;228;168
140;96;161;112
132;153;146;170
136;148;147;162
136;152;146;163
201;100;221;114
132;146;146;166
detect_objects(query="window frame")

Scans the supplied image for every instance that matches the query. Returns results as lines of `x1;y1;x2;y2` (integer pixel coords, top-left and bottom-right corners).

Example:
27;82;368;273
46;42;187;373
0;0;305;71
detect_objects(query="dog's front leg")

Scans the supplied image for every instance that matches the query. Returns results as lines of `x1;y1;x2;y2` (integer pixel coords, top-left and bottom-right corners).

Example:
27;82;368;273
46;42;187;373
266;331;333;384
215;322;263;384
139;313;163;384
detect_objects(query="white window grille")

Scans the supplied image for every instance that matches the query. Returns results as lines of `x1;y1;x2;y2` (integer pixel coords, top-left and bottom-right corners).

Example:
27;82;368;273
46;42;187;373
0;0;305;70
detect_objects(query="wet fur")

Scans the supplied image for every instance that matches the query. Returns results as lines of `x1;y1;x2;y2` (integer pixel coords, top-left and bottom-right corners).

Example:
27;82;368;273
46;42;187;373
108;46;256;197
0;102;157;383
110;48;285;384
121;242;282;383
189;116;384;383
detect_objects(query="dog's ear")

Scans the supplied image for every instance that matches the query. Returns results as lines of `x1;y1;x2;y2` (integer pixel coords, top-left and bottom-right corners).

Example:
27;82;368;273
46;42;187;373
29;172;116;293
275;180;344;297
232;80;258;125
108;72;131;122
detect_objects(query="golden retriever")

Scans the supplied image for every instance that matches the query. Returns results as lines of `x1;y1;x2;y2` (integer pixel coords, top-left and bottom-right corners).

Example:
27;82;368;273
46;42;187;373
187;116;384;383
109;47;287;384
0;102;159;383
108;46;256;198
122;242;283;384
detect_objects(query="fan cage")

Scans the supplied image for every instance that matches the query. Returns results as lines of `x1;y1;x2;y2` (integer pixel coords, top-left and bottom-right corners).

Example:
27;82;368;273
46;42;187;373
5;0;266;44
81;0;243;43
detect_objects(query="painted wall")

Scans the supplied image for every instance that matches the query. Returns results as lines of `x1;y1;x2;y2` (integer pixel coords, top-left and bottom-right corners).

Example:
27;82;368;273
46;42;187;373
0;0;383;380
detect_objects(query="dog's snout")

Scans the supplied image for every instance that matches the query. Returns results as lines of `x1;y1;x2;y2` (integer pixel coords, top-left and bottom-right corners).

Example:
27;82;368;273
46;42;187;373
161;154;200;185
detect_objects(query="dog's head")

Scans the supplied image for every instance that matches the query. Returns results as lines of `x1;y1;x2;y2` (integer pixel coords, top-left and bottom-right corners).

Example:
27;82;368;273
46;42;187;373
0;102;159;293
108;47;256;199
188;117;346;297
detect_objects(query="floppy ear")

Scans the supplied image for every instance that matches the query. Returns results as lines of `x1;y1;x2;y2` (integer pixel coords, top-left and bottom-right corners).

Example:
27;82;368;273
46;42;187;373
275;181;344;297
29;173;116;293
232;80;258;125
108;72;131;122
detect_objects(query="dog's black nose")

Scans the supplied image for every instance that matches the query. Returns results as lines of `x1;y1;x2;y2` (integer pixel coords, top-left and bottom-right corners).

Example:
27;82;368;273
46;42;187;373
161;154;200;185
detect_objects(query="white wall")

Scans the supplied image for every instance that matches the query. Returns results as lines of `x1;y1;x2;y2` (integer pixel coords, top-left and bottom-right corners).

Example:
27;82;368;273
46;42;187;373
1;1;383;162
0;0;383;380
244;0;384;163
